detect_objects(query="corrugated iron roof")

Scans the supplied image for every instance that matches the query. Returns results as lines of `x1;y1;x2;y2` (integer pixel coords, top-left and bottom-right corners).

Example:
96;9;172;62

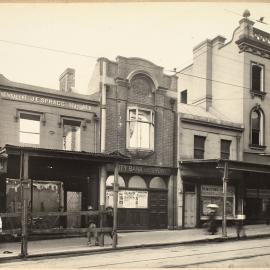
179;103;243;129
1;144;130;162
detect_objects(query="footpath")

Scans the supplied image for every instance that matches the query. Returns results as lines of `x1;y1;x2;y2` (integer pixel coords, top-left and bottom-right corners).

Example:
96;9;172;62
0;224;270;262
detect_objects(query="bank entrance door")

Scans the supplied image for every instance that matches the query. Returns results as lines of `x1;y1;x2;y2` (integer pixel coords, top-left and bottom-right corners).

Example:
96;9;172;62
149;191;168;229
184;192;196;228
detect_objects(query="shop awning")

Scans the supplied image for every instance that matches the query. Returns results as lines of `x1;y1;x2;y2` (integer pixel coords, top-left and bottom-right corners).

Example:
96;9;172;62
0;144;131;164
180;159;270;178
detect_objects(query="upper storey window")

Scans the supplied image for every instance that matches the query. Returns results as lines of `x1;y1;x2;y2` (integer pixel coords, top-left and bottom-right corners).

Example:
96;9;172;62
180;90;187;104
63;119;81;151
127;107;154;150
251;62;265;99
19;113;40;145
194;135;206;159
250;107;264;148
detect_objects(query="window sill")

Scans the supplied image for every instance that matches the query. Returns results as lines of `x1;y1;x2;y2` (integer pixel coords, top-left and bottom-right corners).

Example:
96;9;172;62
250;90;267;100
126;148;154;159
249;144;266;150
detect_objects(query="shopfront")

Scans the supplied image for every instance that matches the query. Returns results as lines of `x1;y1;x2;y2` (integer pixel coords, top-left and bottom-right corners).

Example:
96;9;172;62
106;163;176;230
180;159;270;228
0;144;129;230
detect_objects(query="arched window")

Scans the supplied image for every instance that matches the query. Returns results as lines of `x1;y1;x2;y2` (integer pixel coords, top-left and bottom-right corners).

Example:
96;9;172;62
251;107;264;146
106;175;125;188
128;176;147;189
149;177;167;189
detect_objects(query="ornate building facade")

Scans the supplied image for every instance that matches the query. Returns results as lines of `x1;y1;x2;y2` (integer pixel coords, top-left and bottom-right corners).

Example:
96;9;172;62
177;13;270;228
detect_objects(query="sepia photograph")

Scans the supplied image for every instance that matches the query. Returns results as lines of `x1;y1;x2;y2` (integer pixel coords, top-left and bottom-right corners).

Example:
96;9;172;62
0;1;270;268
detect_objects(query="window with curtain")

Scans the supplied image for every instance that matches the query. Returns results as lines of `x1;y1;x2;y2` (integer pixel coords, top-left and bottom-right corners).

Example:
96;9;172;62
127;107;154;150
251;108;264;146
63;119;81;151
19;113;40;145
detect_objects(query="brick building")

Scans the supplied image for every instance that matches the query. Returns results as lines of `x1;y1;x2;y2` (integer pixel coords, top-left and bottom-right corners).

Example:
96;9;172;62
0;69;126;229
88;56;178;230
177;12;270;228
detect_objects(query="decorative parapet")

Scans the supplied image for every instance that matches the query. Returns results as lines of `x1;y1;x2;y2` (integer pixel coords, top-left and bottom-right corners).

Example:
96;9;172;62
253;28;270;45
236;27;270;59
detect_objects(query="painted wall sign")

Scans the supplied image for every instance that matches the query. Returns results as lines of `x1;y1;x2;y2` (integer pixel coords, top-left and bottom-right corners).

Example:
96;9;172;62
107;163;174;176
106;190;148;209
0;90;92;112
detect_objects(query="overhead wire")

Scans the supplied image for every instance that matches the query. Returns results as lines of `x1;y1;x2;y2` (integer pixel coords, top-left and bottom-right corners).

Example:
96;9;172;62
0;32;270;101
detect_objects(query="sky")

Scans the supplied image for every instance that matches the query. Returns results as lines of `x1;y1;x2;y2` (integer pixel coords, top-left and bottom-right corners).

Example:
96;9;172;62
0;2;270;95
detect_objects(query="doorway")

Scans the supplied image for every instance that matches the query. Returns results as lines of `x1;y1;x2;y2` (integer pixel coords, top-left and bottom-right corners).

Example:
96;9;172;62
66;191;82;228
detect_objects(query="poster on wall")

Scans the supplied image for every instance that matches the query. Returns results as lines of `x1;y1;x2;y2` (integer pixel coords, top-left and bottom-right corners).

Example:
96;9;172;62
200;185;235;218
106;190;148;208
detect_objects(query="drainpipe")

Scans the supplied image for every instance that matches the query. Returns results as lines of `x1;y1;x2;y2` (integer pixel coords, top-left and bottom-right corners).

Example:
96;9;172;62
99;60;107;246
222;161;229;238
100;60;107;153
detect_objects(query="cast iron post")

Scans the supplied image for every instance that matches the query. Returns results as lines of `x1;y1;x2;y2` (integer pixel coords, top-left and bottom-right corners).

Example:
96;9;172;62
112;162;119;249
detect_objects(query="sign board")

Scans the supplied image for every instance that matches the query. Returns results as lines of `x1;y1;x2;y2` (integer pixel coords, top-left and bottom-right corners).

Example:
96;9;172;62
246;189;270;198
106;190;148;209
0;90;93;112
200;184;235;218
201;185;235;197
106;163;174;176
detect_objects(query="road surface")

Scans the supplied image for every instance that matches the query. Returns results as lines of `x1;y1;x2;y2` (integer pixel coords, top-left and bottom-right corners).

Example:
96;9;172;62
1;237;270;268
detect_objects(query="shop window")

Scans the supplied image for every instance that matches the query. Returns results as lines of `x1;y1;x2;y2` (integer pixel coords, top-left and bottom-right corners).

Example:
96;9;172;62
19;113;40;145
149;177;167;189
128;176;147;189
251;62;264;93
127;107;154;150
106;175;125;188
220;140;231;159
194;135;206;159
250;107;264;147
63;119;81;151
180;90;187;104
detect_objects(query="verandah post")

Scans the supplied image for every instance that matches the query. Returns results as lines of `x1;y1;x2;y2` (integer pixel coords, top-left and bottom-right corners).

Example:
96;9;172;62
112;162;119;249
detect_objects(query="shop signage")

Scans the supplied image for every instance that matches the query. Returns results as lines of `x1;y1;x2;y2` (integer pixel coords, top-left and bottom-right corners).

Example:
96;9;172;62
107;163;173;176
259;189;270;198
0;90;92;112
200;185;235;217
106;190;148;209
246;189;270;198
201;185;235;197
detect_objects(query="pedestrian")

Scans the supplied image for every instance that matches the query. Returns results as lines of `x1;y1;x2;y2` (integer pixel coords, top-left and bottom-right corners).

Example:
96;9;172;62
86;206;99;246
0;216;2;233
264;204;270;225
207;208;218;235
235;214;246;240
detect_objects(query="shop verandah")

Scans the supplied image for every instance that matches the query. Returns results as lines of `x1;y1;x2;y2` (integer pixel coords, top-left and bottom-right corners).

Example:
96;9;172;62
0;144;129;244
179;159;270;234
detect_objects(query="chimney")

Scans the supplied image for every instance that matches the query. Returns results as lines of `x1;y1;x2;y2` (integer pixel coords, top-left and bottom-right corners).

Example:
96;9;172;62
59;68;75;92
